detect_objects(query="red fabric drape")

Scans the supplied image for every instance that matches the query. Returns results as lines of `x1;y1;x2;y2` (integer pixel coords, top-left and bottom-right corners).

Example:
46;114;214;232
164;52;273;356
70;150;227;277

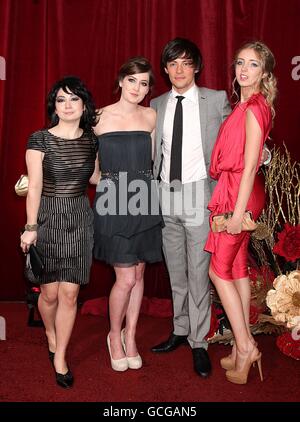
1;0;299;300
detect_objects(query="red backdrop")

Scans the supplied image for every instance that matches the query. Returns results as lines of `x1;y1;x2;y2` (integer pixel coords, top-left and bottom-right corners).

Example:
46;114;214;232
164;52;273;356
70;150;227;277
0;0;299;300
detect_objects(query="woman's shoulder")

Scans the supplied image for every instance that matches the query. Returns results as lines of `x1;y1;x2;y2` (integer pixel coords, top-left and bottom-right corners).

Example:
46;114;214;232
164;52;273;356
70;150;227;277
29;129;46;139
139;105;156;125
27;129;47;144
94;104;119;135
241;93;270;120
139;105;156;115
97;103;119;115
246;93;269;111
245;93;272;131
95;104;117;124
136;106;156;131
27;129;47;151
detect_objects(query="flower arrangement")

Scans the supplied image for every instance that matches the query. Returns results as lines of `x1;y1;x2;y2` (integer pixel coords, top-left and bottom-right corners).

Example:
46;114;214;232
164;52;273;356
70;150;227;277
248;145;300;359
266;271;300;329
250;144;299;276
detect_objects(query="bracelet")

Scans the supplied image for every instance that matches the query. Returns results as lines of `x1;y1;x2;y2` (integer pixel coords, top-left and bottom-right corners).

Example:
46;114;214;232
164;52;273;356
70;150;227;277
24;224;38;232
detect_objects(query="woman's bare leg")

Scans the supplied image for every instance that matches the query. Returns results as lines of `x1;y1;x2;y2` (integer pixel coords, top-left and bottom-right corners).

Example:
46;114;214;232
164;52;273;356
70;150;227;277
108;266;137;359
38;283;59;353
124;263;145;356
54;282;80;374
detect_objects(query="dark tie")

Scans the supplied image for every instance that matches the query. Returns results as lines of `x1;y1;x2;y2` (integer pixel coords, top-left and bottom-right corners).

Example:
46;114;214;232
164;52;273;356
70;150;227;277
169;95;184;183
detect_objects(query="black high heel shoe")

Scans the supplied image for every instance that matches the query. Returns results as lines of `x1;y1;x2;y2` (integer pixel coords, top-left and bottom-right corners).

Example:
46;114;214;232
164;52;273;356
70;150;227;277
55;368;74;389
48;350;55;364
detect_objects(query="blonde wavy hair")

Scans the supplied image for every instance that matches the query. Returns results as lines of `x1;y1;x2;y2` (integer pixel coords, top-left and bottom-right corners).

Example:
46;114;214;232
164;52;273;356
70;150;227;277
232;41;277;119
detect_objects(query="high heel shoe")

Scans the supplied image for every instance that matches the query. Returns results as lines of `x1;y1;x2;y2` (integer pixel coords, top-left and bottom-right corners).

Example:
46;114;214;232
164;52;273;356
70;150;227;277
220;354;235;370
220;342;237;370
121;329;142;370
107;334;128;372
55;368;74;389
226;349;263;384
48;350;55;364
220;339;258;371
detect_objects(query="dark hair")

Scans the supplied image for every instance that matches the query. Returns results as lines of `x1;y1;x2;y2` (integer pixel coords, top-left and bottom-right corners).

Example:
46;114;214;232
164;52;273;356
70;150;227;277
47;76;98;130
115;56;155;92
161;38;203;77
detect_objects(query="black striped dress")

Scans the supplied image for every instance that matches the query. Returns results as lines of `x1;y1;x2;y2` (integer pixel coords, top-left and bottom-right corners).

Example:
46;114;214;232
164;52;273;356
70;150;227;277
27;130;97;285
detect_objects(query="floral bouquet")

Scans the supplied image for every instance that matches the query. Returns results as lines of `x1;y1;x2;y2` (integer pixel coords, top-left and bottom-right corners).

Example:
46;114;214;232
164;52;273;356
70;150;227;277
249;144;300;359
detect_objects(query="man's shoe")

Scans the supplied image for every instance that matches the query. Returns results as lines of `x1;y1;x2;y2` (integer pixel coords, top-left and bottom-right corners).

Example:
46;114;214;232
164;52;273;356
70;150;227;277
151;333;188;353
192;348;212;378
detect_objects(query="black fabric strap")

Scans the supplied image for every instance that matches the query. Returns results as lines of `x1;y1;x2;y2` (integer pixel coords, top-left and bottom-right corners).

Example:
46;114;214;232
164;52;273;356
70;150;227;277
169;95;184;183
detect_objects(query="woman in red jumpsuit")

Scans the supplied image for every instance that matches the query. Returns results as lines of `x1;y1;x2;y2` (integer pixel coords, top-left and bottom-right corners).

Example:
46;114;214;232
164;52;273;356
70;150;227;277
205;41;277;384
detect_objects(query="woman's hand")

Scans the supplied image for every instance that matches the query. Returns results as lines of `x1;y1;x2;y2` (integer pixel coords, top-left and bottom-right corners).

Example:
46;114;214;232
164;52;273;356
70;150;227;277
20;231;37;253
226;216;242;234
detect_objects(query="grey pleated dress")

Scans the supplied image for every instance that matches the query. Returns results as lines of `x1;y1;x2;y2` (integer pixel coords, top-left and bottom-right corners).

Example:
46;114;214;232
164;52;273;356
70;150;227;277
27;130;97;285
93;131;163;266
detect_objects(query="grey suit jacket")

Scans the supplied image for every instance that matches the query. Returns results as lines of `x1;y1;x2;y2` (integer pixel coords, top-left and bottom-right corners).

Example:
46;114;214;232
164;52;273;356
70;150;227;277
150;86;231;193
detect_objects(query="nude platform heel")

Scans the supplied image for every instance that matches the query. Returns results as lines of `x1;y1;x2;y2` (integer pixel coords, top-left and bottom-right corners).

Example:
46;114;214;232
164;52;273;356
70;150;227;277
226;351;263;384
220;342;236;370
221;340;258;371
220;354;235;370
107;334;128;372
121;328;142;370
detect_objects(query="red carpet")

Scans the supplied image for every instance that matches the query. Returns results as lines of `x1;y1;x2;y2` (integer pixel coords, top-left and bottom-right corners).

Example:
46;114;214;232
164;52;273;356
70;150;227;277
0;302;299;402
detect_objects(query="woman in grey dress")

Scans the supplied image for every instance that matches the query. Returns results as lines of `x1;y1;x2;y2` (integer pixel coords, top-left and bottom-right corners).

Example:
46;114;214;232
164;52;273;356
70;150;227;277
20;76;98;388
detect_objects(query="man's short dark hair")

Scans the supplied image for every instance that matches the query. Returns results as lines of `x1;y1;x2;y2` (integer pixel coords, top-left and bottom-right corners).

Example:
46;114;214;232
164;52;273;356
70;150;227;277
161;38;203;76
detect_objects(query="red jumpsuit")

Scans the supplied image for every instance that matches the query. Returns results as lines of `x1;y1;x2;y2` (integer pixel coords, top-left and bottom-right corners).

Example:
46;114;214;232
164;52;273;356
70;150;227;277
205;93;272;281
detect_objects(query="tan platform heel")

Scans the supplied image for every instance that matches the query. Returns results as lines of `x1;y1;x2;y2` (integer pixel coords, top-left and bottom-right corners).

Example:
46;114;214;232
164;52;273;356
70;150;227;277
220;341;236;370
220;354;235;370
226;350;263;384
221;339;258;371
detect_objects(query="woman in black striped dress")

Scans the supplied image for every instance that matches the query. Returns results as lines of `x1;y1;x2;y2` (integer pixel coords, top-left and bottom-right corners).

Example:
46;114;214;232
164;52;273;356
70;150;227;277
20;76;98;388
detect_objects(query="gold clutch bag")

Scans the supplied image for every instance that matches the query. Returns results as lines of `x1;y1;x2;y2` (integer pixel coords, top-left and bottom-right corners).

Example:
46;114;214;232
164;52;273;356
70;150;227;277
211;211;257;233
15;174;28;196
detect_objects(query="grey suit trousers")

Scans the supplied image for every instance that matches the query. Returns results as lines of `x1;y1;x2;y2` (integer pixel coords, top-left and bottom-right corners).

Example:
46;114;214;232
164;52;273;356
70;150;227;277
159;179;211;349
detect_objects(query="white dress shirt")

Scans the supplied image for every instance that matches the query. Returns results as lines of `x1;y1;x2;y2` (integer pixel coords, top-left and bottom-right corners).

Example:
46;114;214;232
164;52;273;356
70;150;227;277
161;84;207;185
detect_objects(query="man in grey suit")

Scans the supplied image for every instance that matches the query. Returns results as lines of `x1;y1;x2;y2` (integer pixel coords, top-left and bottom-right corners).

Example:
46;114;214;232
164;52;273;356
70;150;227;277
150;38;232;377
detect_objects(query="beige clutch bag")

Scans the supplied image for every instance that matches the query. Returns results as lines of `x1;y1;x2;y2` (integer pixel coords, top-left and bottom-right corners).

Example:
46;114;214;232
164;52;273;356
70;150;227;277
211;211;257;233
15;174;28;196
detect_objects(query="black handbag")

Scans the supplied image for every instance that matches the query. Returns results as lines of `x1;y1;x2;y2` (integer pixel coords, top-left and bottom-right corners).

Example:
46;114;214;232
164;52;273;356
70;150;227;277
25;245;44;283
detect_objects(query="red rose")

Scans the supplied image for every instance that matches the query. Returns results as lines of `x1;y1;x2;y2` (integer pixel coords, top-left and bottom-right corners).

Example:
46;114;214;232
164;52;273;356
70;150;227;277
205;303;219;339
273;223;300;262
276;332;300;360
